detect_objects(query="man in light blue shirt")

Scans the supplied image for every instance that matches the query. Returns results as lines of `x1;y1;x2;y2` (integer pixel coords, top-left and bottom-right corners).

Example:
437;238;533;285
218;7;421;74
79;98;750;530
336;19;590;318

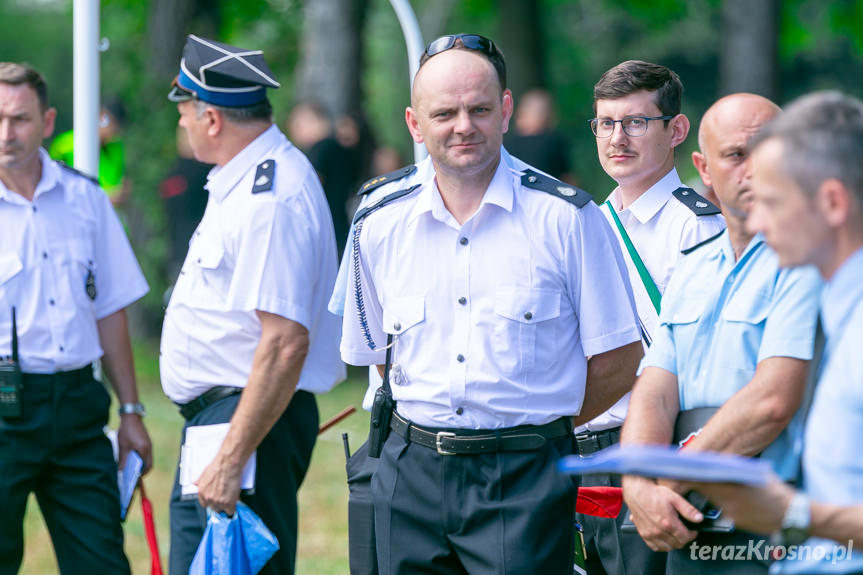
621;93;823;574
688;92;863;574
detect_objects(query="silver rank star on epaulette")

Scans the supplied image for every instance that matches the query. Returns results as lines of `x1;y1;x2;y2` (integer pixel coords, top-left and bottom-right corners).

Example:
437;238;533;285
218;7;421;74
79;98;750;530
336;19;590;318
252;159;275;194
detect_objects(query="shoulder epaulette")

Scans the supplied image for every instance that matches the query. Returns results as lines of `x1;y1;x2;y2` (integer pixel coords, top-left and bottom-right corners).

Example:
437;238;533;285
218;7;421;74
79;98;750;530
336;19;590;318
520;169;592;208
357;165;417;196
672;187;721;216
352;184;421;225
58;161;98;186
251;159;275;194
681;229;725;255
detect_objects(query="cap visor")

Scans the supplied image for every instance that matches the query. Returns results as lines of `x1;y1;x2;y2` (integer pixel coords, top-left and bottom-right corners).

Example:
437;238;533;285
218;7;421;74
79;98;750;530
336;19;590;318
167;85;195;103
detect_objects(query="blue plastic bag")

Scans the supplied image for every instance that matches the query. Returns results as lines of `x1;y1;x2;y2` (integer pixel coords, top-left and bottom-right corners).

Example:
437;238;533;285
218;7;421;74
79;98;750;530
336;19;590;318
188;502;279;575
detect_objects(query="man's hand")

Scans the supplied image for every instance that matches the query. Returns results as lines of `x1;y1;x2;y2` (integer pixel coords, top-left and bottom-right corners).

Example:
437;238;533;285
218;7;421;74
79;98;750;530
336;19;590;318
623;475;703;551
196;455;244;515
684;476;792;535
118;413;153;474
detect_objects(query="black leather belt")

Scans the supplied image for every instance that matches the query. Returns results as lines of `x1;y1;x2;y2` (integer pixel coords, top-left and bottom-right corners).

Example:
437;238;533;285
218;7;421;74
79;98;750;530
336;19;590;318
390;411;572;455
574;426;621;456
177;386;242;420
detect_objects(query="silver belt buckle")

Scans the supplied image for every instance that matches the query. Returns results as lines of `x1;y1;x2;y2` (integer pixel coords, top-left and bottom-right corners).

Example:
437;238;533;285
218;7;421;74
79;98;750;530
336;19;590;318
435;431;457;455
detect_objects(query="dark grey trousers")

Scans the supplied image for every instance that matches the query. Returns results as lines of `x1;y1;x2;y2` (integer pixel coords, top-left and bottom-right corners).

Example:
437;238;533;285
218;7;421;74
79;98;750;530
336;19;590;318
168;389;318;575
372;429;578;574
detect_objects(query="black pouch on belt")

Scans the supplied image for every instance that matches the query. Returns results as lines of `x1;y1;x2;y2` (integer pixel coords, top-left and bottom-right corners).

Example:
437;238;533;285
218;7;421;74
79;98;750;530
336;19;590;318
367;334;395;459
0;307;22;418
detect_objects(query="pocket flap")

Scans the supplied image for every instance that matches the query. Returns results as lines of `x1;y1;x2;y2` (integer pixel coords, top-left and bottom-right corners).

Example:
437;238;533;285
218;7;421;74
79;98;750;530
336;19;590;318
494;287;561;323
661;307;701;326
723;292;770;324
195;246;224;270
382;296;425;335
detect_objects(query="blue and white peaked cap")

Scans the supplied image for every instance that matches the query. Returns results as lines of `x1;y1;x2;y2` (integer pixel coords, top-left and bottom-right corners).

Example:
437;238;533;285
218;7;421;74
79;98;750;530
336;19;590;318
168;34;280;107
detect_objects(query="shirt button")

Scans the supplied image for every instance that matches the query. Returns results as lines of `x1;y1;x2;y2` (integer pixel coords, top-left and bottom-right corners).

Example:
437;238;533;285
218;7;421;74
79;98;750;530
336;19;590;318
523;311;533;320
456;407;464;415
393;322;402;331
32;206;37;212
197;257;202;263
458;297;467;305
456;354;465;363
49;299;55;306
459;237;469;246
42;251;48;259
58;345;64;352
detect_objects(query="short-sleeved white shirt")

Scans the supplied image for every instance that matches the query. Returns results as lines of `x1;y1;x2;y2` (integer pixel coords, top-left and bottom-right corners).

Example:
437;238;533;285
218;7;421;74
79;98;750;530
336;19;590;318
340;149;641;429
0;148;148;373
580;168;726;431
160;125;345;403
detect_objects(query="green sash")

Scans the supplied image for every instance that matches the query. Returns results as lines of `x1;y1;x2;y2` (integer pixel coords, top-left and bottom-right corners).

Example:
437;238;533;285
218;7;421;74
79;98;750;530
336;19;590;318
603;201;661;315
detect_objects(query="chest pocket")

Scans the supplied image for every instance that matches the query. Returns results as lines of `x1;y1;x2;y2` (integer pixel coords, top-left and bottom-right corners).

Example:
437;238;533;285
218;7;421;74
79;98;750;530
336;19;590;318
59;240;97;309
493;287;561;375
382;297;425;386
186;240;231;309
721;291;771;370
0;252;23;308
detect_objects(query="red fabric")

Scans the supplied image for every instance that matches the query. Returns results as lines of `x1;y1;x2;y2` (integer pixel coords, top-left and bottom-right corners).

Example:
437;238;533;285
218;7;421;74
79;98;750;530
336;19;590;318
140;483;164;575
576;486;623;518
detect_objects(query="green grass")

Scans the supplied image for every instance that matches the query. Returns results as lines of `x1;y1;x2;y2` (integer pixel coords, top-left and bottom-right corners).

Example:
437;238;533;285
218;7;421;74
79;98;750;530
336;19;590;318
20;342;369;574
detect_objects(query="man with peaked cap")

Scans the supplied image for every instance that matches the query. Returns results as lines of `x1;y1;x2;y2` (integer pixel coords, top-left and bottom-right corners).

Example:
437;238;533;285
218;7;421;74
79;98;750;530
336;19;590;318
340;33;644;573
161;35;345;574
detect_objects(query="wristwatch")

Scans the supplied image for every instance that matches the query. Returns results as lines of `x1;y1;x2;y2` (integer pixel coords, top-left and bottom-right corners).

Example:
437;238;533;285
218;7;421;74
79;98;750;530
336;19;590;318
118;402;146;417
778;492;811;546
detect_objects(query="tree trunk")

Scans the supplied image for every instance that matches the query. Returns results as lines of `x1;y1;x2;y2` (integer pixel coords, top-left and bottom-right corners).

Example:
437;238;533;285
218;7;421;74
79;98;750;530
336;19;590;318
147;0;220;81
295;0;370;118
497;0;546;99
720;0;779;100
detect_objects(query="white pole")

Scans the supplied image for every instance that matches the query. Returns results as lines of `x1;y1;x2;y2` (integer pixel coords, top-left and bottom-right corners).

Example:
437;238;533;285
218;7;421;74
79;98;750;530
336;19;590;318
387;0;427;163
73;0;100;179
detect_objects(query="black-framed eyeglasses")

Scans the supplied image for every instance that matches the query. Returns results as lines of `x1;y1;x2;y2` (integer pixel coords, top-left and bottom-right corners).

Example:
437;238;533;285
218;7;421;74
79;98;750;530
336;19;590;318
589;115;675;138
423;34;499;60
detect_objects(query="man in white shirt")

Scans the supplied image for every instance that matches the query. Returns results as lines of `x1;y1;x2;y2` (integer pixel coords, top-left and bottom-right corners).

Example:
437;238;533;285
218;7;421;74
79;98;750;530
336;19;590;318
341;33;643;574
161;36;344;575
578;59;726;575
0;62;151;574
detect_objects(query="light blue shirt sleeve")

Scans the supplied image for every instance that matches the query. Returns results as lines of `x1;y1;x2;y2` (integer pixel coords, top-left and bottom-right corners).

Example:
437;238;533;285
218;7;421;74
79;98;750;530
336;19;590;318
757;265;822;362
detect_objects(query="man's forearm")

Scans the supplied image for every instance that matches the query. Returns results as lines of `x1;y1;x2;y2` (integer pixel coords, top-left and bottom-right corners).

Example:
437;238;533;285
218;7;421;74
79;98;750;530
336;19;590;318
811;502;863;544
681;357;808;457
96;309;140;404
216;323;309;468
574;340;642;426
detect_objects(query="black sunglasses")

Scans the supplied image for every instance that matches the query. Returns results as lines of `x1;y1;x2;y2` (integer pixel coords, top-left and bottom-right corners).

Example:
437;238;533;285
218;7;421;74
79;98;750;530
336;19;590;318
423;34;499;60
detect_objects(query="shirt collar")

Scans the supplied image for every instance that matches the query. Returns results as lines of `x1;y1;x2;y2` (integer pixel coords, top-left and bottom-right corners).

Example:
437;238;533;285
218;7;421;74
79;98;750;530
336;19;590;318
713;230;764;266
205;124;284;202
407;147;514;226
608;167;682;224
821;245;863;339
0;148;61;206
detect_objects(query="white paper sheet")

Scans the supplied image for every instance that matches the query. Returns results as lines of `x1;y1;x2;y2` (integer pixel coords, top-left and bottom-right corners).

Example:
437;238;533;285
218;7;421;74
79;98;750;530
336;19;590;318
180;423;256;497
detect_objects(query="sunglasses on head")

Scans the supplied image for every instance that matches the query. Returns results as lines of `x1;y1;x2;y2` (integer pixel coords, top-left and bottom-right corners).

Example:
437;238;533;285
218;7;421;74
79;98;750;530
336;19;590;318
423;34;499;60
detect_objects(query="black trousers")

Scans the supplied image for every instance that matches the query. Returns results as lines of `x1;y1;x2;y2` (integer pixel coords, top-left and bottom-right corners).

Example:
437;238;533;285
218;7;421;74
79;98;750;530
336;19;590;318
346;438;380;575
168;389;318;575
0;367;129;575
577;471;667;575
372;428;578;574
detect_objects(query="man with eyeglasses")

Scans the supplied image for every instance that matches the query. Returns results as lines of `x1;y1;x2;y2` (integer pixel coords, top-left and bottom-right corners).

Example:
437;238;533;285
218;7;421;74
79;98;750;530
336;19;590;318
621;93;822;574
577;60;726;575
340;33;644;573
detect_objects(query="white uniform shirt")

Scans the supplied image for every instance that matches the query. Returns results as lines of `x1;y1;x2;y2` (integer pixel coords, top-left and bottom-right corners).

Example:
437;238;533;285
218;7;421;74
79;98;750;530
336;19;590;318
341;149;641;429
160;125;345;403
578;168;726;431
0;148;148;373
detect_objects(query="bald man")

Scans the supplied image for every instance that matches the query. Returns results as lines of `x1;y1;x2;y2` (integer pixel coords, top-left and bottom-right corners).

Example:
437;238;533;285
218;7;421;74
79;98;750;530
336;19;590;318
620;93;823;574
339;34;643;573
